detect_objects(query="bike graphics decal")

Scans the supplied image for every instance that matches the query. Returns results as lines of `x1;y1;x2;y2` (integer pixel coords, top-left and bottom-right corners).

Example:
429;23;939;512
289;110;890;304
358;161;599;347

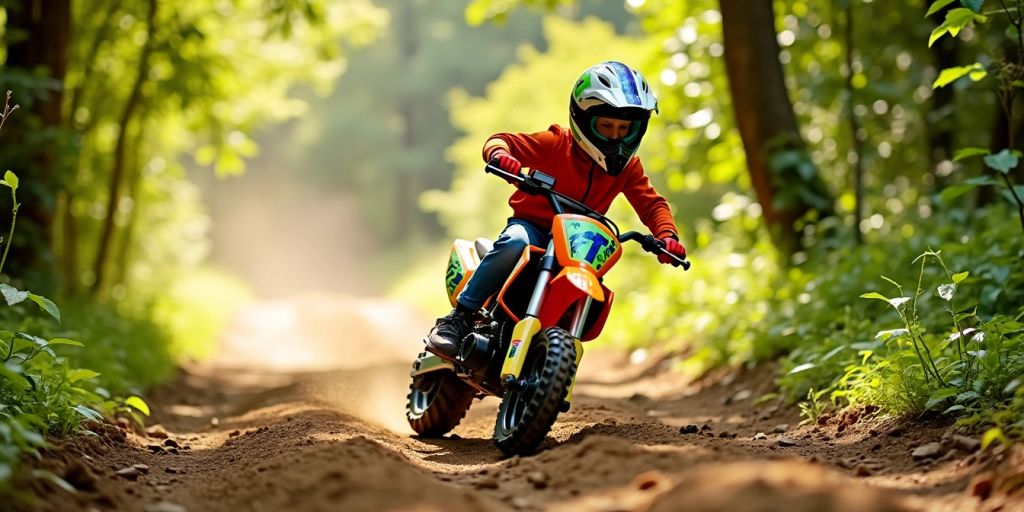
508;339;522;359
446;250;464;297
565;221;618;271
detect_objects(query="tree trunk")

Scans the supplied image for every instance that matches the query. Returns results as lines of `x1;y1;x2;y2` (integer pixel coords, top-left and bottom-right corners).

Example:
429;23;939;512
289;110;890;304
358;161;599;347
1;0;71;285
720;0;833;257
927;6;958;190
844;4;864;246
92;0;156;296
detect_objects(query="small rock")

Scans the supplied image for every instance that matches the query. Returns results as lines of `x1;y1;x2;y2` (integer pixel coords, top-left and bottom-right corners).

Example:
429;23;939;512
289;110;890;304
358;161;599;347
132;464;150;474
228;430;241;437
718;431;736;439
144;501;187;512
115;467;141;480
911;442;943;461
526;471;547;489
449;433;462;440
777;437;797;447
970;473;994;500
753;432;768;441
209;417;219;427
700;424;712;432
512;497;531;509
145;425;169;439
679;425;699;435
165;468;181;474
732;389;752;402
855;465;873;477
953;435;981;453
162;439;180;449
629;392;649;402
772;424;790;434
147;444;166;454
167;447;180;455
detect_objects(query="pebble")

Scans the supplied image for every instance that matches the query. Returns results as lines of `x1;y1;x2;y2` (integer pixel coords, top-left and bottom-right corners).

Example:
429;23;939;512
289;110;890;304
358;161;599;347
115;467;141;480
209;417;219;427
911;442;943;461
679;425;699;435
163;439;181;449
777;437;797;447
953;435;981;453
145;425;169;439
132;464;150;474
772;424;790;434
229;430;241;437
165;468;182;474
855;465;873;477
753;432;768;441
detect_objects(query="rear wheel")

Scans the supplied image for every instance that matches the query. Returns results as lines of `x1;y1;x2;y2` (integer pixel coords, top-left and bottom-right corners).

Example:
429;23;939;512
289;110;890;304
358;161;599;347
493;327;577;456
406;366;476;437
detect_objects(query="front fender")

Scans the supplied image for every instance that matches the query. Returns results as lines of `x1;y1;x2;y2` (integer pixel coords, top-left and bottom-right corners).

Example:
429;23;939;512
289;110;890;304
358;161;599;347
537;267;610;339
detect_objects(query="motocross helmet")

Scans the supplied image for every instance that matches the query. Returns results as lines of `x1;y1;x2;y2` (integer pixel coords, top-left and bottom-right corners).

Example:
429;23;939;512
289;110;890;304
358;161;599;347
569;61;658;176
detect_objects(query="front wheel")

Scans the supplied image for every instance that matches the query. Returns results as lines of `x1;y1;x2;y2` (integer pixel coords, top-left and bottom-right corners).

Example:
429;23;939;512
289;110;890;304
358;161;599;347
493;326;577;456
406;365;476;437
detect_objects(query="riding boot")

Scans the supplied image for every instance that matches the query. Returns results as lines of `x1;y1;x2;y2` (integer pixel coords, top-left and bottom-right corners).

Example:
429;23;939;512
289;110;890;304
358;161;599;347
425;308;473;362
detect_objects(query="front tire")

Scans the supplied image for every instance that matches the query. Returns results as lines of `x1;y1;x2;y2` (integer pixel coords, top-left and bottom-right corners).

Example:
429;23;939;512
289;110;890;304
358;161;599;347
406;368;476;437
493;327;577;456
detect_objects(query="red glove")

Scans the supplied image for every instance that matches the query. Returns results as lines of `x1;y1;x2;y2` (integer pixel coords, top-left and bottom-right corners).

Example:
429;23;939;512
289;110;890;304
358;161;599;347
488;151;522;177
657;236;686;265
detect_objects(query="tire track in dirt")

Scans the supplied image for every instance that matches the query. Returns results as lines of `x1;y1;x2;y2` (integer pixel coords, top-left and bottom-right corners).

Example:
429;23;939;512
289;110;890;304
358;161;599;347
18;297;1024;511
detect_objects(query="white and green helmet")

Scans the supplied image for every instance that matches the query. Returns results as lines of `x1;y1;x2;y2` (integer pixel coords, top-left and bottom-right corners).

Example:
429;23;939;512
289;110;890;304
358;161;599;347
569;61;658;176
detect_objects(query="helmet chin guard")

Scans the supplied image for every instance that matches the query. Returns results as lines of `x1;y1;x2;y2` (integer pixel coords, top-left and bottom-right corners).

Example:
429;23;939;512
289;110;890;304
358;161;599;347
569;61;658;176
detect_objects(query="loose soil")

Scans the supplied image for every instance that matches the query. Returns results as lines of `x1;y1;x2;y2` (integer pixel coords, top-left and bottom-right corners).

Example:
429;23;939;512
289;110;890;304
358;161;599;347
14;296;1024;511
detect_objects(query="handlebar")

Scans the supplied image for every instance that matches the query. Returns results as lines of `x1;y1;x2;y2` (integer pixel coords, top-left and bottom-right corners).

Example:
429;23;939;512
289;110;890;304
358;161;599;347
484;163;691;271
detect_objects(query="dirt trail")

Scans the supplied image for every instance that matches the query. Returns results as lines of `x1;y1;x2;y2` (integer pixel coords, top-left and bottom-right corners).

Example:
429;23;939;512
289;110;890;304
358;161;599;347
20;296;1024;512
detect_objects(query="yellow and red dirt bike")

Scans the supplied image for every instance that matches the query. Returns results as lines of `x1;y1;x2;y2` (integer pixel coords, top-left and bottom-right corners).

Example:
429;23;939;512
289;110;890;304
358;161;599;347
406;163;689;456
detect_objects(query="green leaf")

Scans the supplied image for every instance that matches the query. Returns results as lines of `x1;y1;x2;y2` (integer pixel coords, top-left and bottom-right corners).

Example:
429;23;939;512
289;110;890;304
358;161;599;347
933;63;985;88
0;362;30;389
960;0;984;13
124;396;150;416
27;293;61;323
930;8;988;46
981;427;1007;449
32;469;77;493
47;338;84;348
952;271;969;284
983;149;1019;174
3;171;18;191
788;363;816;374
953;147;990;161
928;0;958;16
0;283;29;305
67;369;100;383
925;388;958;410
73;405;104;422
860;292;890;301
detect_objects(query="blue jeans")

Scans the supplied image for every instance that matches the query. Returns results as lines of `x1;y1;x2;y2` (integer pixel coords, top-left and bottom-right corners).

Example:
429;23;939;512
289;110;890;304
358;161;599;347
457;218;550;311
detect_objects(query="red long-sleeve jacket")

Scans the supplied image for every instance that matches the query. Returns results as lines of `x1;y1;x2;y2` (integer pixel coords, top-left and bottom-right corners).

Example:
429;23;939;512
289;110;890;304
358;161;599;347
484;124;678;239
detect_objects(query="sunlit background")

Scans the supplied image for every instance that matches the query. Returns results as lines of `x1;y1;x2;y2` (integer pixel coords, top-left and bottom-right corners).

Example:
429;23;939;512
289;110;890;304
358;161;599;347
1;0;1022;452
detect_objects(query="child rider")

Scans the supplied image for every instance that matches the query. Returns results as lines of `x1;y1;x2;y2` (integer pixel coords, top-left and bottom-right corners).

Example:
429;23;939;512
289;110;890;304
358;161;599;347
426;61;687;362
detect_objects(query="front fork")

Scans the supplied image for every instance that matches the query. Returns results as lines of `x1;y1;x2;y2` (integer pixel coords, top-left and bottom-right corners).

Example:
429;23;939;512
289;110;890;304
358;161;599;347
500;241;591;407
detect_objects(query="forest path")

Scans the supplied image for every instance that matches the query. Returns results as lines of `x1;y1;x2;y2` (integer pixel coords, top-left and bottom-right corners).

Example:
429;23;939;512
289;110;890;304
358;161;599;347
24;295;1021;512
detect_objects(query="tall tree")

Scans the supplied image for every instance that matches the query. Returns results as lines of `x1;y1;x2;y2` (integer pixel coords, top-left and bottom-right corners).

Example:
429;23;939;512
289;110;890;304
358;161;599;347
1;0;72;285
91;0;157;295
720;0;833;256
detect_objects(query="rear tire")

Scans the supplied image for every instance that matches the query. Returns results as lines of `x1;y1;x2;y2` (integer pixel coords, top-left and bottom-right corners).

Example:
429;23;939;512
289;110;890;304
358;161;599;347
493;327;577;456
406;368;476;437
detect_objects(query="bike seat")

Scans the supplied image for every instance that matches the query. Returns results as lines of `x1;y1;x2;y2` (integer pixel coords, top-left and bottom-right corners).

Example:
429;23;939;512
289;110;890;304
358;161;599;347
474;238;494;260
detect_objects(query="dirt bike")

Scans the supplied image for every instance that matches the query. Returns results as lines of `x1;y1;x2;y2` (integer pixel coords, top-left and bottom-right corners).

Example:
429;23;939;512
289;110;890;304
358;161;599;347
406;163;689;456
